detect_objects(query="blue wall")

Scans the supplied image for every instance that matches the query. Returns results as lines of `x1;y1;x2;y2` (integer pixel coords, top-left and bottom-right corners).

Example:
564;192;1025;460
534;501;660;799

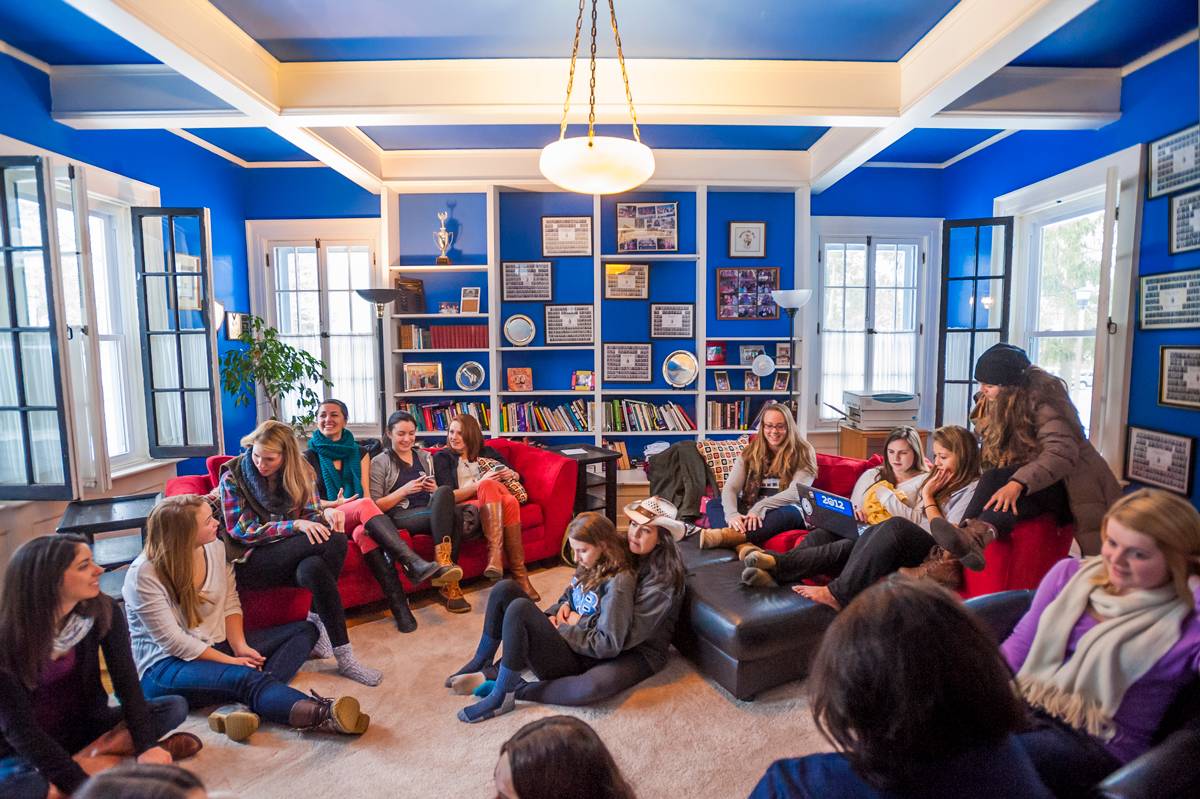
812;165;944;217
242;167;378;219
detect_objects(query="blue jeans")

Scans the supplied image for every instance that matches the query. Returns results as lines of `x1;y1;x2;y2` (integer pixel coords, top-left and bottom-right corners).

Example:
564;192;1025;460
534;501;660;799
706;500;807;546
141;620;318;726
0;695;188;799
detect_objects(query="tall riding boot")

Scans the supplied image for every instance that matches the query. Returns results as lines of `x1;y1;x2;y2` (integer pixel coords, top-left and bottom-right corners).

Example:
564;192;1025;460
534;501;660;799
364;515;461;587
435;536;471;614
362;548;418;633
502;523;540;602
480;502;505;581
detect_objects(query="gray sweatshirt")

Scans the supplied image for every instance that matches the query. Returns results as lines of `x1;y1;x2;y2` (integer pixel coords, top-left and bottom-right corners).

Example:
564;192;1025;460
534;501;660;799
547;570;637;660
721;455;817;520
623;565;685;672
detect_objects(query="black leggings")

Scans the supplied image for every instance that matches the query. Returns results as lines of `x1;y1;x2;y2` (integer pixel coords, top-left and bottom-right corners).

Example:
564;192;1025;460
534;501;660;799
236;533;350;647
771;527;856;583
388;485;459;559
484;580;591;679
745;504;808;546
515;651;655;706
963;466;1070;536
825;517;936;606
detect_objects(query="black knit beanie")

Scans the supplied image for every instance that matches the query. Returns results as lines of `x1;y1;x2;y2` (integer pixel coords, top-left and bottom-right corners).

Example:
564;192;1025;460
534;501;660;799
973;343;1030;386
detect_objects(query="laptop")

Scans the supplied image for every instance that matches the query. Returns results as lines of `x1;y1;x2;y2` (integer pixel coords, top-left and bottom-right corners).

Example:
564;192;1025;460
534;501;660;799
796;486;868;539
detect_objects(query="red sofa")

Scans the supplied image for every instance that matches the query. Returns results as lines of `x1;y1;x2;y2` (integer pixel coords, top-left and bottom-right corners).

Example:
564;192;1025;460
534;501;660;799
164;439;577;629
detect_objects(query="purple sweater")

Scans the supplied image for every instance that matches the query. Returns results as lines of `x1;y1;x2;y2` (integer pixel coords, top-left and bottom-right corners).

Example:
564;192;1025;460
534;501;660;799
1002;558;1200;763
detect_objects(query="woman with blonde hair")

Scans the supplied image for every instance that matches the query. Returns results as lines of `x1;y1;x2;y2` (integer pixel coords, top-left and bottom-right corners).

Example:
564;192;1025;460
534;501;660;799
219;420;380;685
1003;489;1200;797
125;495;369;742
699;402;818;553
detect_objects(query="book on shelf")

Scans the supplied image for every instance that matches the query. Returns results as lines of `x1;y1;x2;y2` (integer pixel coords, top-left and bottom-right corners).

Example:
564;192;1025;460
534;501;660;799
399;323;488;349
706;400;749;431
500;399;594;433
602;400;696;433
395;400;490;432
602;439;632;469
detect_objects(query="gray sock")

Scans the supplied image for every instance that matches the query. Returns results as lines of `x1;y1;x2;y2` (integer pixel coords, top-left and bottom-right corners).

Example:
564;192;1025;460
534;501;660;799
307;612;334;659
333;643;382;686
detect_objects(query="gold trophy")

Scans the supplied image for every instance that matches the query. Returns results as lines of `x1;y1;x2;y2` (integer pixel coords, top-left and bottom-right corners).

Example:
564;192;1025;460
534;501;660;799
435;211;454;265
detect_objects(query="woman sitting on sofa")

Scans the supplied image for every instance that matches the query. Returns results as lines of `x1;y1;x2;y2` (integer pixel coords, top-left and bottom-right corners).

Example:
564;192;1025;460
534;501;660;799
305;399;461;633
1002;489;1200;798
699;403;818;554
433;414;539;601
220;419;381;685
848;426;929;523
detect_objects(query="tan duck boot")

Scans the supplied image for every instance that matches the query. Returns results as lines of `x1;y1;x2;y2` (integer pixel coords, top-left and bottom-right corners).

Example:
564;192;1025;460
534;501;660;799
503;523;540;602
699;526;748;550
480;501;505;580
435;536;471;613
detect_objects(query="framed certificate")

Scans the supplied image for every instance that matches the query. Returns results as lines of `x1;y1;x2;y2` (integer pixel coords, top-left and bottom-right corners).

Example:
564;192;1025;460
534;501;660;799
649;303;694;339
1159;346;1200;410
1140;268;1200;329
501;261;553;301
1149;124;1200;199
604;263;649;299
603;343;652;382
542;216;593;257
1125;425;1194;496
544;304;594;345
1169;189;1200;255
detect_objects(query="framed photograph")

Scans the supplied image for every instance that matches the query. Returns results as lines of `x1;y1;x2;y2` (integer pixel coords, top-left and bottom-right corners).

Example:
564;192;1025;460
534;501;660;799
438;301;460;314
745;373;760;391
729;221;766;258
773;371;791;392
501;261;553;302
507;367;533;392
716;267;780;320
739;344;766;365
460;286;481;314
1140;268;1200;329
1125;425;1195;496
225;311;244;340
1149;124;1200;199
603;343;653;382
706;343;726;365
713;370;730;392
650;303;694;339
1169;189;1200;255
572;370;595;391
604;263;649;299
174;254;203;311
1160;346;1200;409
542;216;593;257
616;202;678;253
775;342;792;368
544;304;594;345
403;362;443;392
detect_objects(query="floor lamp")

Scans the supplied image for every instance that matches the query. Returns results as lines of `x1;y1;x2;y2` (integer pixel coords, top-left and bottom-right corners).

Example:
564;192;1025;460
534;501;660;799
356;287;404;439
770;289;813;427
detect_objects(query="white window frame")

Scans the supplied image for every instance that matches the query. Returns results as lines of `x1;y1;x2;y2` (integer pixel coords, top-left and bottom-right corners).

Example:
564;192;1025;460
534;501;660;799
807;217;942;432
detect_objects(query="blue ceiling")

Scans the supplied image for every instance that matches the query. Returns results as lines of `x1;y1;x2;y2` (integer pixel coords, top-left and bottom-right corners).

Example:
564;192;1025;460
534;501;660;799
207;0;959;62
870;129;1002;164
0;0;157;65
186;128;316;162
1013;0;1197;67
359;124;830;151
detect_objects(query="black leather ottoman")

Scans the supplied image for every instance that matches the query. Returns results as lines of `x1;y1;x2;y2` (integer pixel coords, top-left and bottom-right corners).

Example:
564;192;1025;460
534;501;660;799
673;558;836;700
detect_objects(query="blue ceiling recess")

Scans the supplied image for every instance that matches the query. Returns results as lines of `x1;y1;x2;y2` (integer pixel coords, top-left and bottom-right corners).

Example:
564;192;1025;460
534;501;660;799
360;124;829;151
871;129;1002;164
1013;0;1197;68
208;0;958;62
0;0;157;65
185;128;316;162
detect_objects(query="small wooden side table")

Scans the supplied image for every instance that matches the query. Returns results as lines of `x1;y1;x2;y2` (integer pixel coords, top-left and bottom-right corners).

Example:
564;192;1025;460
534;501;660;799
547;444;622;525
838;425;929;461
56;491;160;599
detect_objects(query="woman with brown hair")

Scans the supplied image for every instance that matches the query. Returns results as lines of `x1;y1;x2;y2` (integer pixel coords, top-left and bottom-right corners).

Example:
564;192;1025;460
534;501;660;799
849;425;929;523
494;715;636;799
432;413;538;600
750;579;1050;798
932;343;1120;568
1003;489;1200;798
125;495;369;742
699;403;818;553
219;419;380;685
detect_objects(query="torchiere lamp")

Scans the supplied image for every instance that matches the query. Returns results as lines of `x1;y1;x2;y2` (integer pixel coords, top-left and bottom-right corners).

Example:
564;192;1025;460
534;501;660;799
770;289;813;424
356;287;405;439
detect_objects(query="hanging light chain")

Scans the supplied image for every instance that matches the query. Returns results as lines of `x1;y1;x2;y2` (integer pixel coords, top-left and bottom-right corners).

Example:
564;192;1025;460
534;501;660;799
557;0;586;142
607;0;641;143
587;0;598;141
555;0;643;145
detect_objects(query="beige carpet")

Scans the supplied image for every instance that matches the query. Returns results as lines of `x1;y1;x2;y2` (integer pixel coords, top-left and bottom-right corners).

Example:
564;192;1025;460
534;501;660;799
178;566;831;798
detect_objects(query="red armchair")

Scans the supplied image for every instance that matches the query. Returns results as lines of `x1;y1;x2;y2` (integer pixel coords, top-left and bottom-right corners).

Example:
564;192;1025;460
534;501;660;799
163;440;577;629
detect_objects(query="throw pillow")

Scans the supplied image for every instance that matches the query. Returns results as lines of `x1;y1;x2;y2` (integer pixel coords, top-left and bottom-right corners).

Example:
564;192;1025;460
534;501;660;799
695;434;750;491
477;456;529;504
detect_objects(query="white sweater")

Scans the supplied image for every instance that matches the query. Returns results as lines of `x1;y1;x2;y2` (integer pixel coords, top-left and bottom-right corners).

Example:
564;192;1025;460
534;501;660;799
123;539;242;678
721;455;817;519
876;478;979;534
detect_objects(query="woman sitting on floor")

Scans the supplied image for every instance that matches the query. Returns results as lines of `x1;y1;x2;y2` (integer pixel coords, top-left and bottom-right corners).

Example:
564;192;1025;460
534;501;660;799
0;536;196;799
848;425;929;523
433;413;539;600
219;419;381;685
750;578;1051;798
494;715;636;799
744;425;980;609
699;402;818;555
1002;488;1200;799
369;410;470;614
446;512;636;723
126;495;368;743
306;399;460;631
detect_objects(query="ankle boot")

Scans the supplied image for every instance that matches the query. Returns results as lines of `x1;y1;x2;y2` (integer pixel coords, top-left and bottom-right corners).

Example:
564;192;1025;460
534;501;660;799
208;704;260;742
736;542;763;561
502;523;540;602
699;526;748;550
929;518;995;572
362;548;418;633
480;502;505;581
288;690;369;735
435;536;471;613
365;515;461;587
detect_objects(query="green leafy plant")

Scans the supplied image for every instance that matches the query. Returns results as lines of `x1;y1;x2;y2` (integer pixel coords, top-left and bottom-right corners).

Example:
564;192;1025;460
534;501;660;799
220;314;331;433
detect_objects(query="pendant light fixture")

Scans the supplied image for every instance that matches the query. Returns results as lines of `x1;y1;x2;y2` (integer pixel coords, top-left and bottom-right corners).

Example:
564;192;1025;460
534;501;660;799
539;0;654;195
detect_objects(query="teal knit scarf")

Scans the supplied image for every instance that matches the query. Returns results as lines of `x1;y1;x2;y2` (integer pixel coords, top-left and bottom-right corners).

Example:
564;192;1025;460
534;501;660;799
308;429;363;502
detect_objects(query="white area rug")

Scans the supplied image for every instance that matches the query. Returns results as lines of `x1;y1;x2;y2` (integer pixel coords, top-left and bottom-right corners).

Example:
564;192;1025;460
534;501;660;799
179;566;830;798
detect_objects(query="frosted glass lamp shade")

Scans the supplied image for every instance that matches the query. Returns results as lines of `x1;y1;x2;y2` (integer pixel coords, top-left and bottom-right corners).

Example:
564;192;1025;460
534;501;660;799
771;289;813;310
539;136;655;195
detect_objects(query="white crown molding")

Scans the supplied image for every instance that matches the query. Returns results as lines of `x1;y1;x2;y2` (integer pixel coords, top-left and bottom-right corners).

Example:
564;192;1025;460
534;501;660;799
0;38;53;74
1121;28;1198;76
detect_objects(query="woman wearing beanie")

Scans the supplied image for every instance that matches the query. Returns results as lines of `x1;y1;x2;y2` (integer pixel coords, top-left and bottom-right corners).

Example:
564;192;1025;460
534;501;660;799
932;343;1120;570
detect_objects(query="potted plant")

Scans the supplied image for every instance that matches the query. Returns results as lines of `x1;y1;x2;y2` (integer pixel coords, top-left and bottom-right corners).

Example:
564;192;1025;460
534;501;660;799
220;314;331;433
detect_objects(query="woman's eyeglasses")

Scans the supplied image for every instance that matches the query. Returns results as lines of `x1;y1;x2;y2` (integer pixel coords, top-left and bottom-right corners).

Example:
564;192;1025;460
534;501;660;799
761;423;787;432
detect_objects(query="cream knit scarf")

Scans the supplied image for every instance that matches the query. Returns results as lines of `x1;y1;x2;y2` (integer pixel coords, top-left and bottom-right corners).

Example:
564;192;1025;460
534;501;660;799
1017;557;1189;740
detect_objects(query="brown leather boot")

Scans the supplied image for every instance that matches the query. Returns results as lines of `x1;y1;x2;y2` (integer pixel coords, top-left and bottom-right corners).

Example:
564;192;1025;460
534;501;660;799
435;536;471;613
930;518;996;572
480;501;505;581
699;526;748;550
503;523;540;602
287;690;369;735
898;546;963;589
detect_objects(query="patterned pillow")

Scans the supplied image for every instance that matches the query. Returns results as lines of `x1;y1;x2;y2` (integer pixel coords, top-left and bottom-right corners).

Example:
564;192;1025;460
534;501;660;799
696;434;750;490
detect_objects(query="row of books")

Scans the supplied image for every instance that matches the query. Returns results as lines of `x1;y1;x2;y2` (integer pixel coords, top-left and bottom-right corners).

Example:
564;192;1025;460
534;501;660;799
602;400;696;432
706;400;751;431
601;439;633;469
398;324;488;349
395;400;490;432
500;400;594;433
